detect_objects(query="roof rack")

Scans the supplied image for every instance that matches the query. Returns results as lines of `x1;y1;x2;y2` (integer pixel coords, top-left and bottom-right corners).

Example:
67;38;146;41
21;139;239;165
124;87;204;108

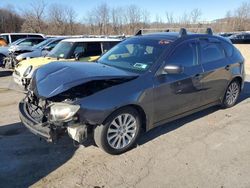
206;28;213;35
135;28;171;36
135;28;214;38
179;28;187;37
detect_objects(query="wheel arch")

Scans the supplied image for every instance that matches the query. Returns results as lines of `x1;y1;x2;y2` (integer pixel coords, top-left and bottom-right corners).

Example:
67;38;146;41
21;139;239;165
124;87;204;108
102;104;148;132
223;76;243;97
231;76;243;91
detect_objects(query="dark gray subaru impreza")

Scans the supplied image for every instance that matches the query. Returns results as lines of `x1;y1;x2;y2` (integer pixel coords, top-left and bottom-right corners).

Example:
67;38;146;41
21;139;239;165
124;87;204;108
19;29;245;154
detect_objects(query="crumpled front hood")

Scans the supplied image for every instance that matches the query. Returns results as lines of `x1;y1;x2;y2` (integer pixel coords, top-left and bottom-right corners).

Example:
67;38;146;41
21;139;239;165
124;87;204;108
32;62;138;98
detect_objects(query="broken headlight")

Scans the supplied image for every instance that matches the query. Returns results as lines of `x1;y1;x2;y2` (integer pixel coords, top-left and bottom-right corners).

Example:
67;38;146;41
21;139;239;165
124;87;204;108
50;103;80;122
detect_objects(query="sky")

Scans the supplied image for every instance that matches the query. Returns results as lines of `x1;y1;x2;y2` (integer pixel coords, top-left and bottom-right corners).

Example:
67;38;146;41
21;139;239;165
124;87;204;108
0;0;247;22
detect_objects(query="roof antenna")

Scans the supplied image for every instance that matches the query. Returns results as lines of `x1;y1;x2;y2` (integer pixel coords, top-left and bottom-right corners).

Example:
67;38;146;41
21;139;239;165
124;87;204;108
206;28;213;35
179;28;187;37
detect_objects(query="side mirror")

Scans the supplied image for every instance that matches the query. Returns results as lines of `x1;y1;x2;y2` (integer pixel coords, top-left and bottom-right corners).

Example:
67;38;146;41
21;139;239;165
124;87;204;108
163;64;183;74
43;46;53;51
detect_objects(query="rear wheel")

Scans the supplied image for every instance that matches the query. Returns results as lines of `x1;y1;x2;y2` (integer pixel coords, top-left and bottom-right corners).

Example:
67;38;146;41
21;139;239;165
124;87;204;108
222;80;241;108
94;107;141;155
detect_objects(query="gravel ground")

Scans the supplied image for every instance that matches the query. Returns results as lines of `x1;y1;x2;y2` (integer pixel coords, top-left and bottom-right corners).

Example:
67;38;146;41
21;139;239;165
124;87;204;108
0;66;250;187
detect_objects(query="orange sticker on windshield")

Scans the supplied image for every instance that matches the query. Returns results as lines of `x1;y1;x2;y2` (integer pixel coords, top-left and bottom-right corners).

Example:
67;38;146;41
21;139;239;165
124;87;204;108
159;40;170;45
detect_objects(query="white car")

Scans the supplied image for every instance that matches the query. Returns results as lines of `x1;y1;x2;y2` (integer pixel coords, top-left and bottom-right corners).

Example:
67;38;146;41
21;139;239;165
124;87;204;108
0;33;45;45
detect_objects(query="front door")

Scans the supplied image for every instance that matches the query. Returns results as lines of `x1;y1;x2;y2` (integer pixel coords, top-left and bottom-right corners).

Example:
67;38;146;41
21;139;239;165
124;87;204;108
153;40;204;124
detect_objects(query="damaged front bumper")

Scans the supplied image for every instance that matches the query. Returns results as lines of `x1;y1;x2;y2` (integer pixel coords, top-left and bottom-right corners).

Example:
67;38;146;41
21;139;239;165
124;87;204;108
19;101;88;143
19;101;54;141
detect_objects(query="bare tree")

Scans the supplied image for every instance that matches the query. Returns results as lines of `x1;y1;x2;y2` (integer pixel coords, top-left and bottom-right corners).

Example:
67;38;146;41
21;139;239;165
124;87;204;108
111;7;125;34
234;1;250;31
93;3;110;35
65;7;77;34
0;7;24;33
47;4;77;35
166;12;174;24
141;9;150;28
21;0;47;33
190;8;202;24
179;12;191;27
127;5;141;34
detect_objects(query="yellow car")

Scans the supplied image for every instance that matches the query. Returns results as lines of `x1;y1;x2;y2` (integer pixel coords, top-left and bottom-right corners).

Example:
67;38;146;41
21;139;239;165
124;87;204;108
13;38;121;88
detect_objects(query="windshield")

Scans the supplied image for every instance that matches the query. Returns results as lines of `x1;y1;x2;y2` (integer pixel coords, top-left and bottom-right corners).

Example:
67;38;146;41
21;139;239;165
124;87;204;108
47;41;74;58
98;38;168;73
33;38;54;49
9;38;25;46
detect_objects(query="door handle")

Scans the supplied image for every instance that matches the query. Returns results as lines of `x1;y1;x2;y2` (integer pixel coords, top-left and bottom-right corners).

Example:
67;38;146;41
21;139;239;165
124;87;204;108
225;65;231;70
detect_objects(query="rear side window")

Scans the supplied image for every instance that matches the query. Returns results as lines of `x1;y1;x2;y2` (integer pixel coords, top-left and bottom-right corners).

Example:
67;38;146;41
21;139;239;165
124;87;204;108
167;42;198;67
85;42;102;56
109;41;120;48
102;41;120;53
27;35;43;39
221;41;233;57
11;35;27;43
102;42;111;53
200;41;225;63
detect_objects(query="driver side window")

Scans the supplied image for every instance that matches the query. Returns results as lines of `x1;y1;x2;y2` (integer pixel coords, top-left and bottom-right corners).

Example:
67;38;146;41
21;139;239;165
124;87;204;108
167;41;198;67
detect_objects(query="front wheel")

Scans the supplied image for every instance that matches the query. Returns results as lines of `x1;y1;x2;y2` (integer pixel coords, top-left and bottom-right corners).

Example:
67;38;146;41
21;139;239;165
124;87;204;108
222;80;241;108
94;107;141;155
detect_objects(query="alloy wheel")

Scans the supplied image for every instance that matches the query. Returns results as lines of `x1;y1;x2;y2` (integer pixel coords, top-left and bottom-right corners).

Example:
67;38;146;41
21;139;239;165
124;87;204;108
226;82;240;106
107;113;137;149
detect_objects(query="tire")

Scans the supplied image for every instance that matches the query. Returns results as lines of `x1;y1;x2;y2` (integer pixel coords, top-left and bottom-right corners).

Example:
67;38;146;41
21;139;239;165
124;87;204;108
222;80;241;108
0;54;5;67
94;107;141;155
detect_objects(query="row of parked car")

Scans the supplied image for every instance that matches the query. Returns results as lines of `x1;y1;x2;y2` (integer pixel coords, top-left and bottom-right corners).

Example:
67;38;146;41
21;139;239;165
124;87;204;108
0;33;122;89
0;29;245;154
219;32;250;44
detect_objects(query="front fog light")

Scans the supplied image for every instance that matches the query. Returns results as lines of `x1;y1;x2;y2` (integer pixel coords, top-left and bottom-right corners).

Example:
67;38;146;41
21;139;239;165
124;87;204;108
23;65;33;77
50;103;80;122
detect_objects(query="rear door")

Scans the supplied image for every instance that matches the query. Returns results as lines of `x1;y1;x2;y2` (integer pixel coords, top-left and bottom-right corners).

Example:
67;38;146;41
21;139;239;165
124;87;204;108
153;39;204;122
199;38;232;105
